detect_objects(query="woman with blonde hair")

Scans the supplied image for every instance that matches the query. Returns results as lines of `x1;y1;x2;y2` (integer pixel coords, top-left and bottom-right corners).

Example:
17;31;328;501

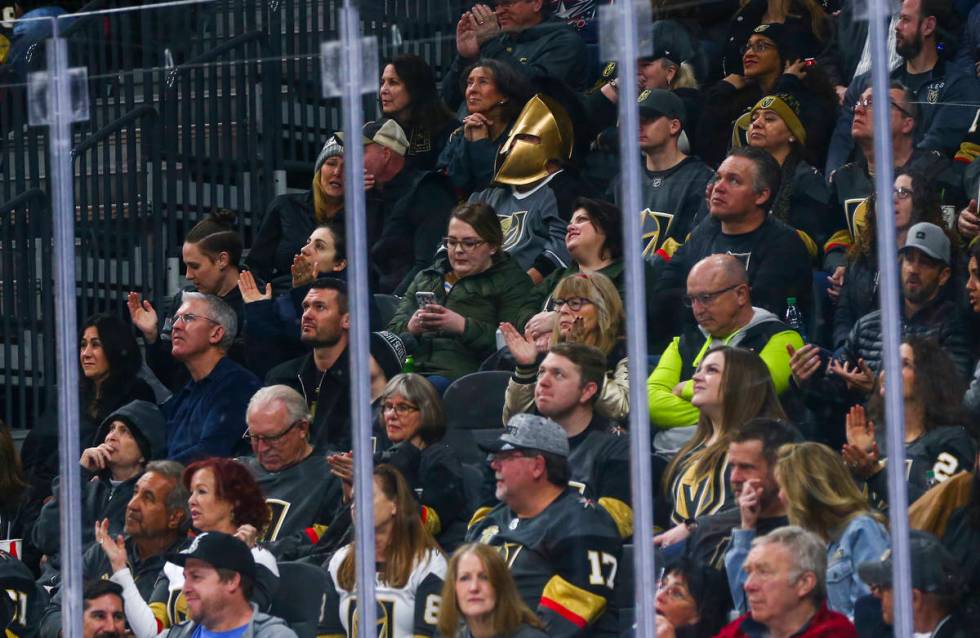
324;464;447;638
725;442;889;619
500;271;628;421
661;346;786;529
437;543;545;638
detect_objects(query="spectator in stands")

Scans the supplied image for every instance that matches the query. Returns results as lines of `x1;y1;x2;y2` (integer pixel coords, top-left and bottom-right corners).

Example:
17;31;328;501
33;400;166;575
159;293;260;463
388;202;532;389
327;374;468;550
650;147;812;344
716;526;858;637
246;136;344;285
736;93;839;262
728;442;889;618
80;580;126;638
467;413;622;637
667;419;798;573
609;89;712;263
964;243;980;419
265;278;353;451
794;223;972;413
239;222;348;377
843;337;975;508
440;0;587;109
502;273;627;421
158;532;296;638
128;210;246;393
648;255;802;453
239;386;342;560
339;119;456;293
0;421;28;542
825;169;947;349
438;59;533;196
500;342;631;537
697;24;839;169
39;461;189;636
720;0;830;79
380;54;459;171
653;556;732;638
437;543;547;638
116;458;278;638
517;198;625;340
827;0;980;173
0;546;46;636
661;346;787;528
858;530;970;637
322;464;446;638
469;94;587;284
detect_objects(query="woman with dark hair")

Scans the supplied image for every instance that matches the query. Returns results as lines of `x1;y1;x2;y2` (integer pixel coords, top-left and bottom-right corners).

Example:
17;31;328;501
105;457;278;638
654;556;732;638
438;59;533;196
661;346;787;529
843;337;976;508
737;92;838;263
437;543;546;638
0;421;29;542
380;54;459;171
327;374;469;550
324;464;446;638
387;202;532;387
246;135;345;284
127;210;246;391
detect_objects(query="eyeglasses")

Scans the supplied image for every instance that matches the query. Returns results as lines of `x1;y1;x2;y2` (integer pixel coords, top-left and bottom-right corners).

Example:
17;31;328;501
893;186;913;199
682;284;742;308
488;449;536;464
243;419;304;445
657;581;694;602
853;95;913;118
382;402;419;416
740;42;776;55
552;297;593;311
442;237;487;251
173;312;219;326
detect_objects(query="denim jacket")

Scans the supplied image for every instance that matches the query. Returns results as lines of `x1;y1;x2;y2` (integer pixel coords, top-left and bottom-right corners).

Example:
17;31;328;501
725;515;889;619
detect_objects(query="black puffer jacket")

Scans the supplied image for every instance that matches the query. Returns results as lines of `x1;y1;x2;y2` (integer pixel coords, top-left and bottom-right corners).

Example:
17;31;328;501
832;256;878;349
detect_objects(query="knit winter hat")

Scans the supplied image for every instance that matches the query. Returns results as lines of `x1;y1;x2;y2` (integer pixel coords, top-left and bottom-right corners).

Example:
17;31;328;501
315;134;343;173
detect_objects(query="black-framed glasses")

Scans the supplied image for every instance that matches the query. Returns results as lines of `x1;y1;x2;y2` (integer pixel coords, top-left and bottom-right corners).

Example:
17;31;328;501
552;297;593;311
682;284;741;308
442;237;487;251
740;42;776;55
173;312;220;326
893;186;913;200
853;95;913;118
243;419;303;445
382;402;419;416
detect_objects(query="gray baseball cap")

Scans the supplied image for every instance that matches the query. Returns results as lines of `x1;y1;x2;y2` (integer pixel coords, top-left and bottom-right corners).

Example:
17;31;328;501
480;413;569;458
858;530;963;595
900;222;950;265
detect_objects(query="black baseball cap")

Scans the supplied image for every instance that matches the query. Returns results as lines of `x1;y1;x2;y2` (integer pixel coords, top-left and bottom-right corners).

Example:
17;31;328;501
167;532;256;580
637;88;687;127
858;530;963;596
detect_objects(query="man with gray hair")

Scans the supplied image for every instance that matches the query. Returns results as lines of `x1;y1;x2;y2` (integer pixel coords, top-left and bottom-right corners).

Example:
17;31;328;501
238;385;342;560
715;526;857;637
466;413;623;638
39;461;190;637
162;292;261;462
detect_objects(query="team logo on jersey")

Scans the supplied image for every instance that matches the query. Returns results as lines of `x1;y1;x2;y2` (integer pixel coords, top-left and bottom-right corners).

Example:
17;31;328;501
479;525;500;545
640;209;675;258
926;83;943;104
408;127;432;154
601;62;616;79
263;499;291;542
651;177;663;188
499;212;529;252
844;197;869;240
349;599;394;638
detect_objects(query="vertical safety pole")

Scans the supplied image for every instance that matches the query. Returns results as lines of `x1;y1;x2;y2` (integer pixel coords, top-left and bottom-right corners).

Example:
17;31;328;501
867;0;913;634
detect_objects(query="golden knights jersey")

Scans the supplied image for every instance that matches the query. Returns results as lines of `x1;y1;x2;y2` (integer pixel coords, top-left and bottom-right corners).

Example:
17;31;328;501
669;447;732;527
0;551;44;638
566;423;632;538
322;546;446;638
466;489;622;638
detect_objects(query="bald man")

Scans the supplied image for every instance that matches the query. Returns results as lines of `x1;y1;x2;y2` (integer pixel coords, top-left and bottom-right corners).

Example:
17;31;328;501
647;254;804;453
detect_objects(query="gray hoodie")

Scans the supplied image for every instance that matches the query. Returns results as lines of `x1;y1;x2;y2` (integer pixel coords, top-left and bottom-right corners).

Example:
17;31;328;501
157;604;297;638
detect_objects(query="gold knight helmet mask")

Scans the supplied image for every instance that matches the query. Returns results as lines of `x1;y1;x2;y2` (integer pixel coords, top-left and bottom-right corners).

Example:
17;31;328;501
493;94;574;187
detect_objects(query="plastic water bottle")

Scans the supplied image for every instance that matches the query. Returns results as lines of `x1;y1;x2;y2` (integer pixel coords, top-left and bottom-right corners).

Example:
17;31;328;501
784;297;807;342
403;355;415;373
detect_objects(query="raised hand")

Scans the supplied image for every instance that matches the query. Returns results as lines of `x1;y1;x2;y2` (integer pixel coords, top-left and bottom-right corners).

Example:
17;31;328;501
737;478;763;530
470;4;500;45
826;266;845;303
455;11;479;58
126;291;159;342
787;343;825;386
499;322;538;366
845;404;876;451
238;270;272;303
958;199;980;239
829;357;875;394
234;524;259;548
80;444;113;472
291;253;319;288
95;518;128;573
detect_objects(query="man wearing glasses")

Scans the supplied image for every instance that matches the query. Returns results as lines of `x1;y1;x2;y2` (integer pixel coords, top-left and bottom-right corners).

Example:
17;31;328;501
162;293;261;463
649;254;803;454
238;385;342;561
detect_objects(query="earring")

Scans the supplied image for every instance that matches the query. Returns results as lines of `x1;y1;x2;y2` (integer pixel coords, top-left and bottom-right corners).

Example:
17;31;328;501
788;137;795;143
498;100;506;105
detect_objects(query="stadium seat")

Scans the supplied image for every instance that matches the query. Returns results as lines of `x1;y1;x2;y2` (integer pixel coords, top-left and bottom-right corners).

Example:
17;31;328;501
442;371;511;466
373;294;402;329
268;561;328;638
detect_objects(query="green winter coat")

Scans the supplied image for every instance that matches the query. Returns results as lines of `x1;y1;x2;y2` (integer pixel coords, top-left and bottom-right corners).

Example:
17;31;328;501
387;252;533;380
